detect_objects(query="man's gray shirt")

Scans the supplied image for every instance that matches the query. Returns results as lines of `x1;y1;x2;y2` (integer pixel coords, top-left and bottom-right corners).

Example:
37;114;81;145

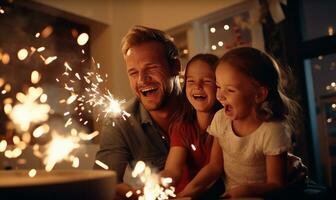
94;97;169;183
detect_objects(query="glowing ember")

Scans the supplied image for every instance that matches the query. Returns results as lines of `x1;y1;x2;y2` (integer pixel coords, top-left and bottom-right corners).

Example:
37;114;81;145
31;70;41;84
28;169;37;177
0;140;7;152
2;53;10;64
41;25;53;38
32;124;50;138
0;7;4;14
44;56;57;65
17;48;29;60
126;191;133;198
95;160;109;170
37;47;45;52
77;33;89;46
191;144;196;151
131;161;176;200
71;156;80;168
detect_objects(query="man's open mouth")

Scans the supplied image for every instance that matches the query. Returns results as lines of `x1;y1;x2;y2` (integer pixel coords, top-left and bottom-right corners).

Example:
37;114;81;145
140;87;157;96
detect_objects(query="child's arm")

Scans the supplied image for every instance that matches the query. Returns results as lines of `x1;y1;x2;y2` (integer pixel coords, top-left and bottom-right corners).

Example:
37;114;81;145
160;146;187;186
178;138;223;198
223;152;287;198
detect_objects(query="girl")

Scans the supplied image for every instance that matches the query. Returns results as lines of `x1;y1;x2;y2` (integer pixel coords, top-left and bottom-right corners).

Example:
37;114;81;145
179;47;299;198
160;53;223;197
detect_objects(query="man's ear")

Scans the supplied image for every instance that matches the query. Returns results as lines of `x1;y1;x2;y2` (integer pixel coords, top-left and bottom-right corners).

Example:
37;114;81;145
170;59;181;76
255;86;268;103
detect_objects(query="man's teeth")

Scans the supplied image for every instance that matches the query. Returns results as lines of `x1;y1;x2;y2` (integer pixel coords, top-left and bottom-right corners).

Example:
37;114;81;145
141;87;156;92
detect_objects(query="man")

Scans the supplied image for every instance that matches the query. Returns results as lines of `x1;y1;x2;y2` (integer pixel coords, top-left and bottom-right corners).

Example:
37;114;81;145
94;25;309;199
94;25;182;199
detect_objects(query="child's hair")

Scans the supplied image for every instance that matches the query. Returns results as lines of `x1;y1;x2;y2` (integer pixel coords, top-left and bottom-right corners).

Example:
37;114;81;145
170;54;222;129
218;47;299;133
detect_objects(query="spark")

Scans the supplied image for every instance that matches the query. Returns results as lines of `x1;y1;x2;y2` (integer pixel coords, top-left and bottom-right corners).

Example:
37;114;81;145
32;124;50;138
71;156;79;168
126;191;133;198
41;25;53;38
95;160;109;170
31;70;41;84
44;56;57;65
37;47;45;52
191;144;196;151
64;62;72;71
77;33;89;46
17;48;29;60
1;53;10;64
66;93;78;104
0;140;7;152
28;169;37;177
65;118;72;127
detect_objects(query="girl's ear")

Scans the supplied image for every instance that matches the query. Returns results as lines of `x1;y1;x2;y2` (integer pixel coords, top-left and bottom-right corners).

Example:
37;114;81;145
255;86;268;103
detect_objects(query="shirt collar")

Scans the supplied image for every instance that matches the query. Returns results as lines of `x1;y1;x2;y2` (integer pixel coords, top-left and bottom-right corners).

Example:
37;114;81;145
138;101;154;125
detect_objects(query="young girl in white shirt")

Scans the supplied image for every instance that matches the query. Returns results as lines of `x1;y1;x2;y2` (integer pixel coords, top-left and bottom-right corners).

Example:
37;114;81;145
179;47;299;198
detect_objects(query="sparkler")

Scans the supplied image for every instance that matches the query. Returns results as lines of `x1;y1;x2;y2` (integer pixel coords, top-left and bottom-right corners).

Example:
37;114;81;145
57;57;130;127
129;161;176;200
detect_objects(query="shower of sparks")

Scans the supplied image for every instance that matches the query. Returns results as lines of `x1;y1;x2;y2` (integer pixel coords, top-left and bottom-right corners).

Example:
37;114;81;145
42;131;80;172
130;161;176;200
7;87;50;132
58;59;130;127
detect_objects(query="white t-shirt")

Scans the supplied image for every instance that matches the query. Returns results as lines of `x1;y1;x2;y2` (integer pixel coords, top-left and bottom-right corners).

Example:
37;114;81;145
207;109;292;190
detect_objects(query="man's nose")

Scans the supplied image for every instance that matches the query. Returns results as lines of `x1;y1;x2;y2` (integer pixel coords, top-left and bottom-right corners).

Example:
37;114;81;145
138;71;151;84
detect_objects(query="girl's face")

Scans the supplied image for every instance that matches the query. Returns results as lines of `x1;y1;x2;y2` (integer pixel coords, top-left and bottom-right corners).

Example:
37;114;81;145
185;60;217;113
215;62;261;121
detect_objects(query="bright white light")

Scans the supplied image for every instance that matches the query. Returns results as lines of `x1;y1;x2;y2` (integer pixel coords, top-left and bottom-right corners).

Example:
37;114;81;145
77;33;89;46
218;41;224;47
9;87;50;131
28;169;37;177
211;45;217;50
95;160;109;170
31;71;41;84
17;49;28;61
210;27;216;33
224;24;230;30
43;132;80;172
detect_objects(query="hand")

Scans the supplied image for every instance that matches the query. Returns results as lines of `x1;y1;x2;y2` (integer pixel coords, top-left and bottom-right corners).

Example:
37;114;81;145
287;153;308;188
222;185;251;198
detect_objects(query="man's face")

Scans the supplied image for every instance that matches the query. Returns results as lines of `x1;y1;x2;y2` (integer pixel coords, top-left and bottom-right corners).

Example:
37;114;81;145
125;41;177;111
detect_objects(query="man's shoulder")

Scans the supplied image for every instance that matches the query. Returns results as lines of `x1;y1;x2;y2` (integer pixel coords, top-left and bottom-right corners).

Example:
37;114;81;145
123;97;140;114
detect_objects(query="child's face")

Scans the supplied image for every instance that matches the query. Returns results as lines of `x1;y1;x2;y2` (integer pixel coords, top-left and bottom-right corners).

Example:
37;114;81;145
185;60;217;113
215;62;261;121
